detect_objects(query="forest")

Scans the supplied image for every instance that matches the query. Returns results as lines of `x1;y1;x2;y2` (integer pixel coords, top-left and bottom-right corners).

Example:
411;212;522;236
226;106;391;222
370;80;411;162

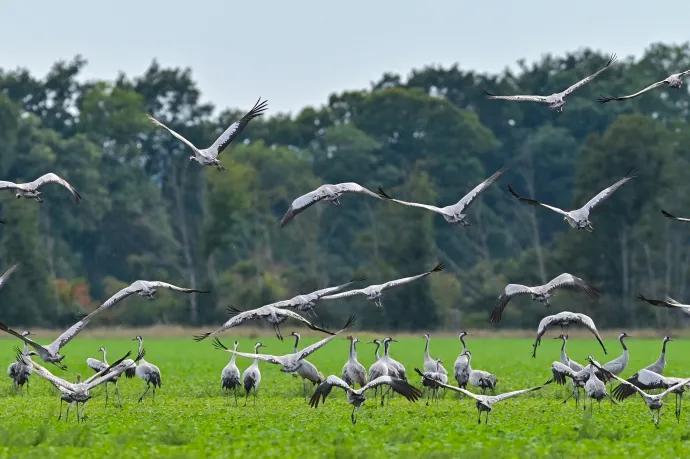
1;43;690;331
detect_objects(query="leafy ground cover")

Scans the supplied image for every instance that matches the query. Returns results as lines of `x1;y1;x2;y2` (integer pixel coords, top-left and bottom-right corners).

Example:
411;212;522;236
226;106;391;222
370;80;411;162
0;334;689;458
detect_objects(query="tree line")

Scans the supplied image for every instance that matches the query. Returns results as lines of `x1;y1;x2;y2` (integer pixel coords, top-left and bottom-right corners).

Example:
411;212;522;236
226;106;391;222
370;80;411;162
1;43;690;331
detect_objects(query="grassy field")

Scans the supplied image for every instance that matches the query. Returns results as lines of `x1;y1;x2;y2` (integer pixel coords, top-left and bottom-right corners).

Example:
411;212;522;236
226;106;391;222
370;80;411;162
1;332;690;458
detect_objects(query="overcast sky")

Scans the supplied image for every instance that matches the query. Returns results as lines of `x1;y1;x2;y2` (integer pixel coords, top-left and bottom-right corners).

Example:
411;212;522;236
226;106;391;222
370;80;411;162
1;1;688;115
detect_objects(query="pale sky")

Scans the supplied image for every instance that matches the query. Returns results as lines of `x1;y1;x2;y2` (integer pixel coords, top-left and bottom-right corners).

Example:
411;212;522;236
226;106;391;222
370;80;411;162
1;1;689;115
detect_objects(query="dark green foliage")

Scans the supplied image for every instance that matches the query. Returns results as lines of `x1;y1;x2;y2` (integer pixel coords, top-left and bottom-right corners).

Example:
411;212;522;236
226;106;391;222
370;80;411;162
1;44;690;329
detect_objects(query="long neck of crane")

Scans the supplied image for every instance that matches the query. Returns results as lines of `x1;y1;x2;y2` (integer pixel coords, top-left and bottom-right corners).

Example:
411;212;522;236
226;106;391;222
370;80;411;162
137;338;144;356
22;341;29;355
560;338;567;362
292;335;300;353
620;336;628;352
424;337;430;359
383;341;390;357
374;342;381;360
465;354;472;372
253;346;260;365
101;348;108;365
660;340;668;362
231;344;237;364
349;340;357;361
460;336;467;353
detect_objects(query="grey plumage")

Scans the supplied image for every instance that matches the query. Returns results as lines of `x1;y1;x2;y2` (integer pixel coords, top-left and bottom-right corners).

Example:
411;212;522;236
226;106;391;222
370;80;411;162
221;341;242;406
532;311;607;358
508;167;636;233
599;70;690;103
133;336;161;403
454;332;470;389
342;336;368;388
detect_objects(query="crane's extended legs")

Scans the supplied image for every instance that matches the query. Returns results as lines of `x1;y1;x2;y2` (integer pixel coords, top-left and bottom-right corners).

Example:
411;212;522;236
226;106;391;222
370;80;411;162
234;387;239;407
138;383;151;403
104;381;109;408
244;389;250;407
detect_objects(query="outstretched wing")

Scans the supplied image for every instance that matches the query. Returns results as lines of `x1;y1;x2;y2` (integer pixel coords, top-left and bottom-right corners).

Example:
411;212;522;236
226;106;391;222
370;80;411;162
380;263;444;291
489;382;550;403
448;165;508;213
24;356;75;391
279;187;330;227
212;338;284;365
29;173;81;203
86;358;107;373
551;361;577;385
193;307;269;341
208;98;268;157
599;80;666;103
543;273;599;299
362;376;422;402
574;313;607;354
320;288;368;301
562;54;617;97
96;282;142;312
278;309;350;336
581;168;637;215
591;359;645;397
148;114;199;152
612;369;668;401
376;187;445;214
0;180;20;191
507;185;569;216
490;284;533;324
308;375;353;408
143;281;209;294
0;263;19;293
415;368;482;401
0;321;52;356
661;209;690;223
657;378;690;399
481;90;549;103
294;316;356;361
332;183;381;200
309;276;367;299
637;293;682;309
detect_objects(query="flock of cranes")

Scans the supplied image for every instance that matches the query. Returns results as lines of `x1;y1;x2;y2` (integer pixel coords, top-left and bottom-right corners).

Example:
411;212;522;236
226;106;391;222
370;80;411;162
1;54;690;427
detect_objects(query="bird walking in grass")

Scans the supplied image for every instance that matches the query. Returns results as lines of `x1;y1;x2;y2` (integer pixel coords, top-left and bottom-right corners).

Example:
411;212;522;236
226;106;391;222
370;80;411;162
454;332;470;389
241;342;265;407
289;332;324;399
584;357;617;412
7;330;33;394
86;346;136;408
221;341;242;406
133;336;161;403
342;336;367;388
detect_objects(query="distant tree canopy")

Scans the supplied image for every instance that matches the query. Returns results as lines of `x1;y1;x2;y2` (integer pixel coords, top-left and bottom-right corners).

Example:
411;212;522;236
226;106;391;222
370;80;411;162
2;44;690;331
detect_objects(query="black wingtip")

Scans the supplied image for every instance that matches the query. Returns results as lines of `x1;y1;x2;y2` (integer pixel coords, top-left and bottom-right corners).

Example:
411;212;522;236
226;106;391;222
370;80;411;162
431;262;445;273
193;332;211;342
598;95;614;104
350;275;366;283
637;293;647;302
73;312;88;321
481;89;494;97
661;209;675;219
211;337;229;351
137;348;146;362
489;308;501;325
607;53;618;66
376;186;392;200
507;184;520;199
343;314;356;330
624;166;638;179
227;305;244;315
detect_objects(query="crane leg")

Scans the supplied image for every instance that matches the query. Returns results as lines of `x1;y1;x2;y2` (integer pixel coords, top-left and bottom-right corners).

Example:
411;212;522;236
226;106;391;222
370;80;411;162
485;411;490;424
244;389;249;407
104;381;109;408
26;380;29;395
57;399;63;421
66;403;72;422
152;386;157;403
254;387;258;405
426;387;431;406
234;387;239;407
114;381;122;408
138;383;151;403
477;408;481;424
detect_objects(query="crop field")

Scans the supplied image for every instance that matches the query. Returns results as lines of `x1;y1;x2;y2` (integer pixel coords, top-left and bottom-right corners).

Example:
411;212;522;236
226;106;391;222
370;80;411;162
1;333;690;458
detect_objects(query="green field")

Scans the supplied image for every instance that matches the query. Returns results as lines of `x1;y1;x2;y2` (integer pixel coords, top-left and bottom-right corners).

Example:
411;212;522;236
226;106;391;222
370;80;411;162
1;333;690;458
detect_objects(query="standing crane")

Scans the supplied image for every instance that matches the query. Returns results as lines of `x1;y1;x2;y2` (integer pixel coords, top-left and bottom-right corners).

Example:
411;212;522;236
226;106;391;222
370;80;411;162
465;351;498;394
220;341;242;406
644;336;672;374
423;333;448;374
290;332;324;399
133;336;162;403
86;346;136;408
584;357;617;411
342;336;367;388
600;332;630;394
454;332;470;389
7;330;33;394
555;334;584;371
241;342;265;406
589;357;690;425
